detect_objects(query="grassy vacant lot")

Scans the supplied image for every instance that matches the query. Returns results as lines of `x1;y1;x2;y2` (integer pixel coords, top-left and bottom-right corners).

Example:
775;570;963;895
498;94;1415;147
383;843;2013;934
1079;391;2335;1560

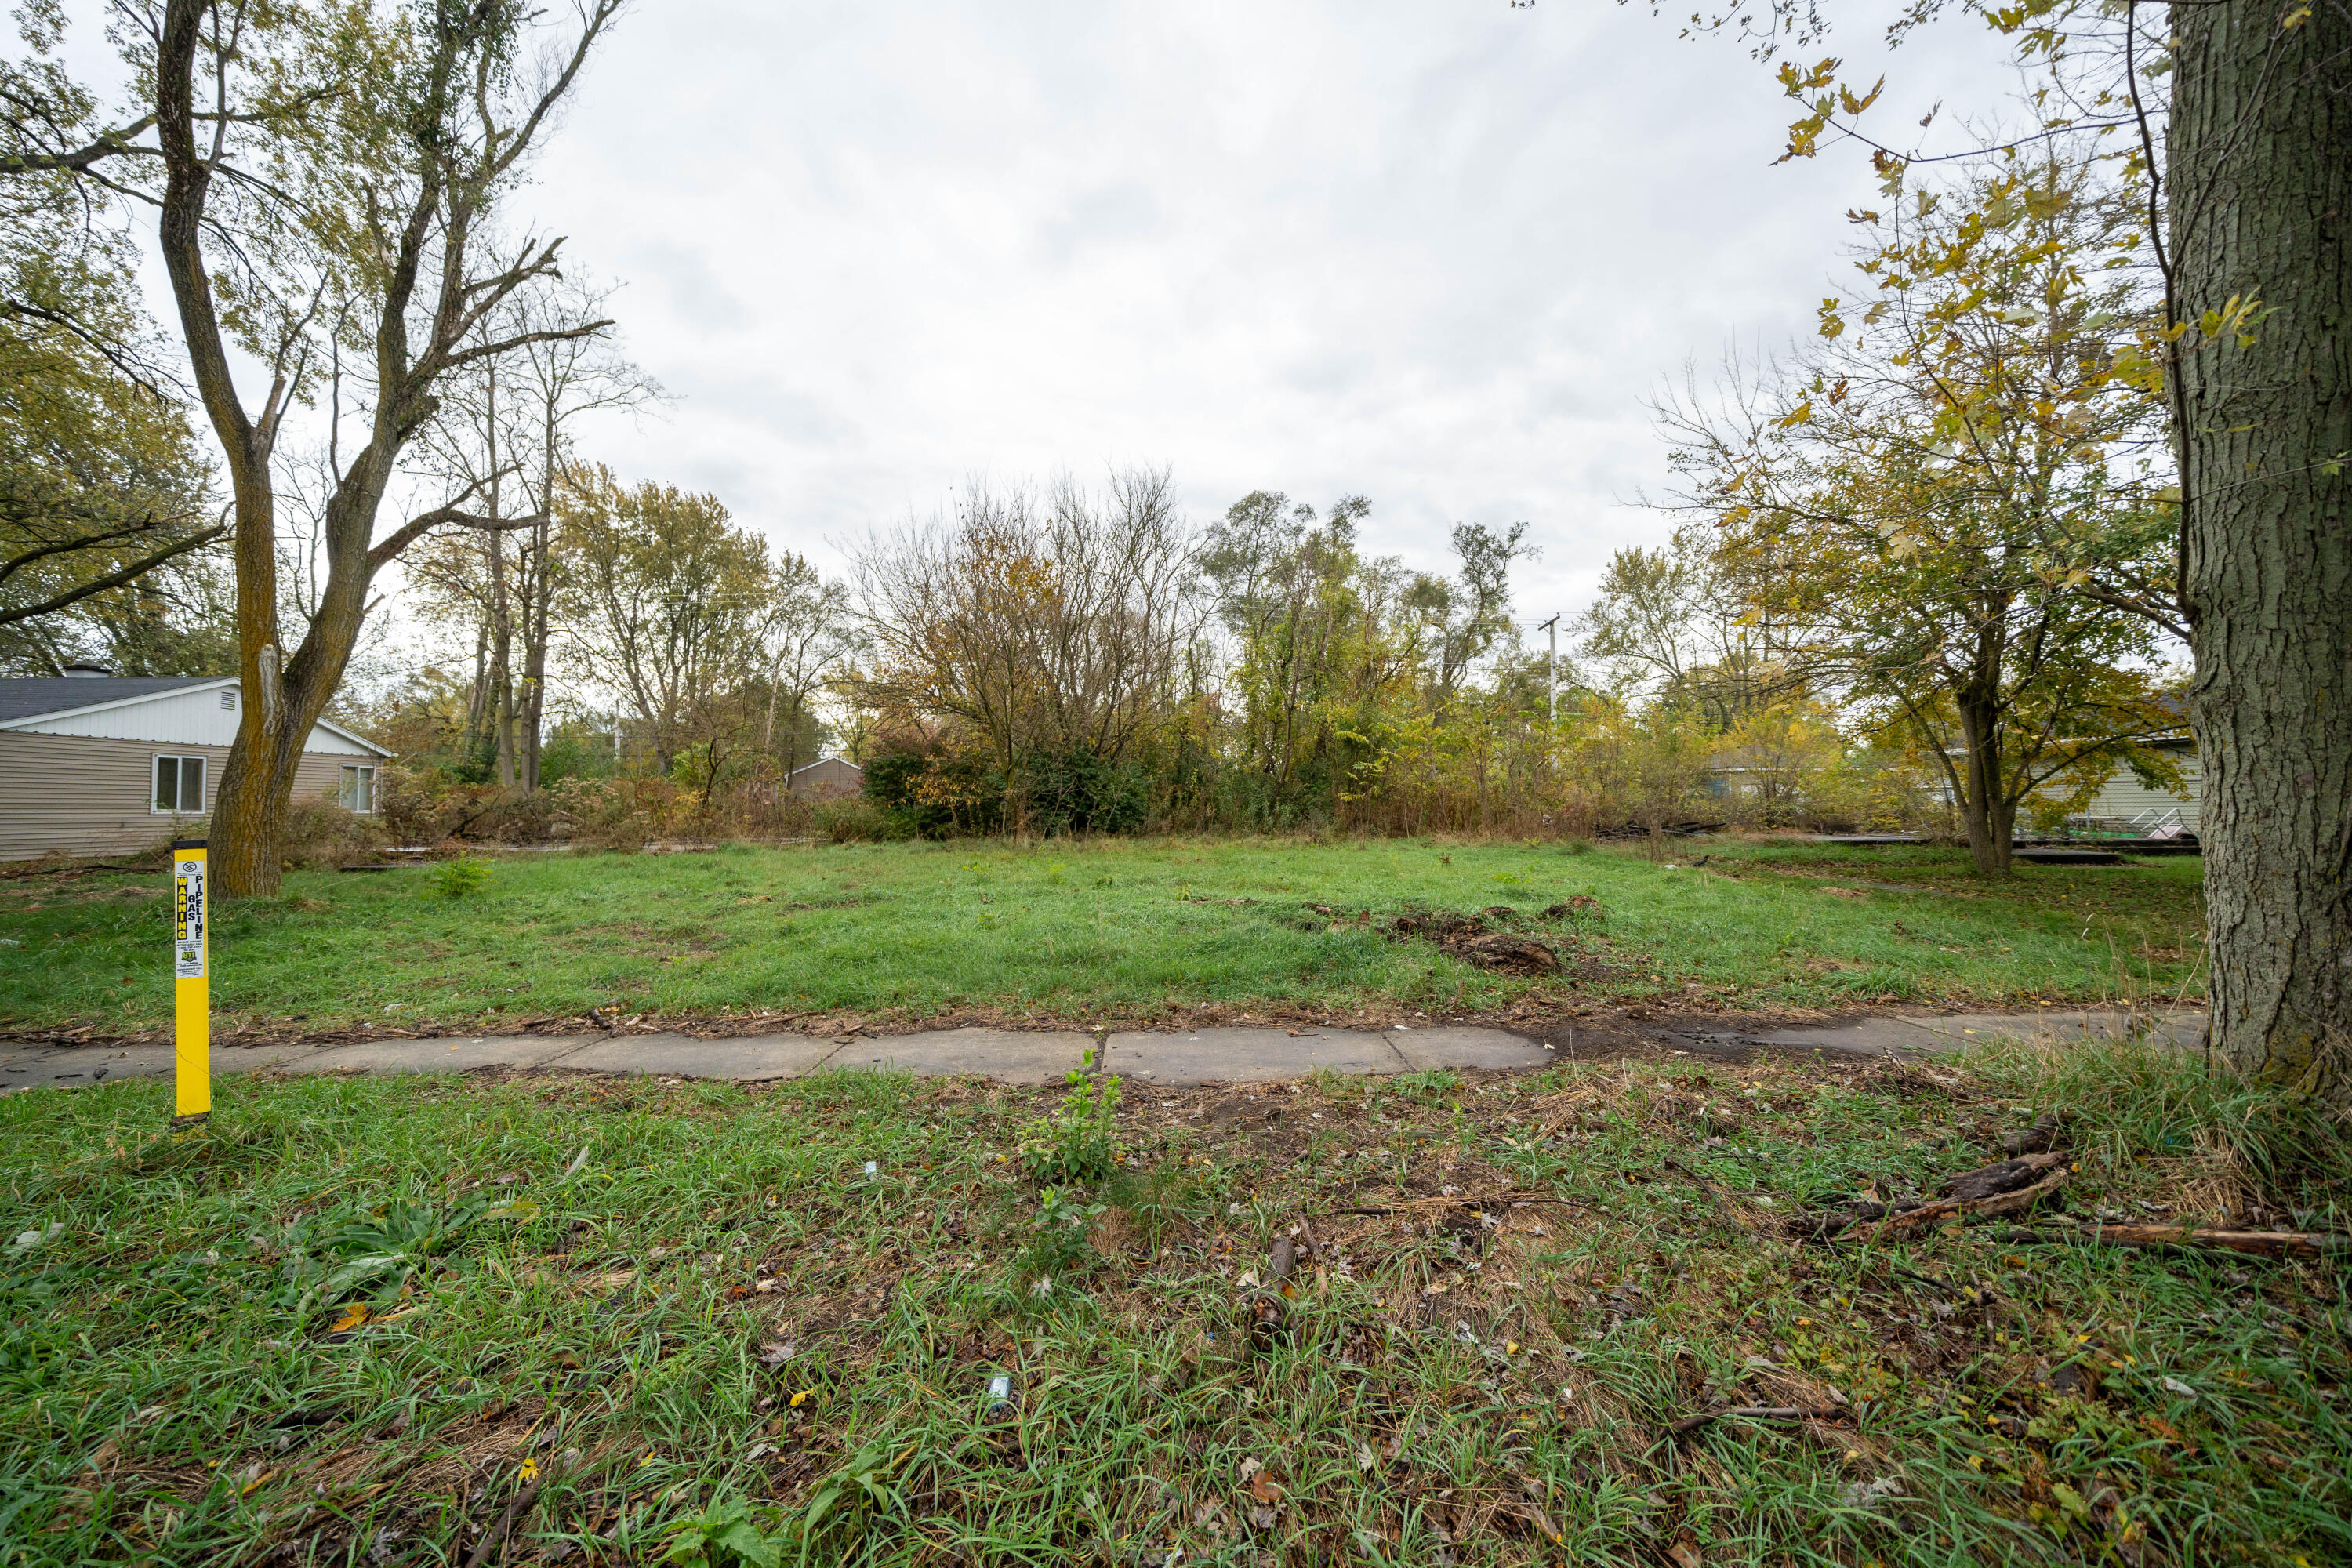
0;837;2205;1037
2;1033;2342;1565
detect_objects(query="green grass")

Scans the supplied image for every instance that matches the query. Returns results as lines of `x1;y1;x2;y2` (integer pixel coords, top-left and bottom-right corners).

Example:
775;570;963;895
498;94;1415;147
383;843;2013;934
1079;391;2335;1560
2;1033;2341;1566
0;837;2206;1036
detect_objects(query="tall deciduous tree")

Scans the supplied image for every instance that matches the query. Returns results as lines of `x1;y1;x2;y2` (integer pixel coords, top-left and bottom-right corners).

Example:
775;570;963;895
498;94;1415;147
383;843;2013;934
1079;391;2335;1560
412;275;655;790
1406;521;1533;720
1576;522;1797;728
1635;0;2348;1098
758;558;860;786
1659;156;2185;875
71;0;624;896
1200;492;1421;811
555;467;785;775
2166;2;2350;1102
855;470;1206;791
509;279;657;790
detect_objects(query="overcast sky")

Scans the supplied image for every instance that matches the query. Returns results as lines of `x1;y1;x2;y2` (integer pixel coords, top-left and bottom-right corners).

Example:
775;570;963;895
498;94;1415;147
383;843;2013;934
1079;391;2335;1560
518;0;2015;633
65;0;2019;651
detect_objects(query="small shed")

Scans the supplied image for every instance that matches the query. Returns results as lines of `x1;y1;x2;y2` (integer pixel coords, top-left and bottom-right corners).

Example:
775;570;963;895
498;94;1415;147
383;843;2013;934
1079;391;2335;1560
786;757;865;800
0;670;393;861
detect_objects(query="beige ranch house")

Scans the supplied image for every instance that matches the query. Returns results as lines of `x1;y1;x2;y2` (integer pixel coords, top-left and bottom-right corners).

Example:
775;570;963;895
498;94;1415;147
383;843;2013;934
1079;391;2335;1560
0;667;392;862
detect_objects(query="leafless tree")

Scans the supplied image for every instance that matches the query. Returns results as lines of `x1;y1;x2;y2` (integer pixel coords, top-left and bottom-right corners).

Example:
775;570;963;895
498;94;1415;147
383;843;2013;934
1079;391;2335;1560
853;467;1208;778
412;272;658;789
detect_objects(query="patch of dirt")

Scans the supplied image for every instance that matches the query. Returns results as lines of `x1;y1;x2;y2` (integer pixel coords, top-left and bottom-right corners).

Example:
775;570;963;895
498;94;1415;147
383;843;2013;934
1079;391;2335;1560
1451;933;1562;975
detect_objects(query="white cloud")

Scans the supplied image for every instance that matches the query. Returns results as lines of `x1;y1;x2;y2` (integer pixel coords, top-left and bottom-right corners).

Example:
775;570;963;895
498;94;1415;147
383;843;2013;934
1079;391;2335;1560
57;0;2022;635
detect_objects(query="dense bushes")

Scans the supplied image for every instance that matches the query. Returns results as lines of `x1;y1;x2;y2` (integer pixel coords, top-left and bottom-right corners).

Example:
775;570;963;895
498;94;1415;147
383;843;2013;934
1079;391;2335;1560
280;797;387;869
813;798;895;843
370;765;818;850
1015;750;1149;835
861;746;1150;839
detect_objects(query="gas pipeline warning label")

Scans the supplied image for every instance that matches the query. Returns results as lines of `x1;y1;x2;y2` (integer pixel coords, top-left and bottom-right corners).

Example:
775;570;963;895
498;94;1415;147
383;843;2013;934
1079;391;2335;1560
174;858;206;978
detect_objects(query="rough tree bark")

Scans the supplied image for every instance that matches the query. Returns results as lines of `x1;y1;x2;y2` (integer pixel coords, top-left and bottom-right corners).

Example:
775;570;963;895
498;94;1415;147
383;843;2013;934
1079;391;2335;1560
1955;685;2018;877
2172;0;2351;1103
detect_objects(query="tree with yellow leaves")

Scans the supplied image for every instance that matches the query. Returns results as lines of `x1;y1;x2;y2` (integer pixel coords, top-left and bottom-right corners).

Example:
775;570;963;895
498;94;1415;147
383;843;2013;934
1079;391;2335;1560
1659;154;2185;874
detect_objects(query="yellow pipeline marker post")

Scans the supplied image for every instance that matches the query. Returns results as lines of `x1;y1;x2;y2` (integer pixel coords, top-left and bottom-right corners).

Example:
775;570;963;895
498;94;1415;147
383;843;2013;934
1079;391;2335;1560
172;837;209;1127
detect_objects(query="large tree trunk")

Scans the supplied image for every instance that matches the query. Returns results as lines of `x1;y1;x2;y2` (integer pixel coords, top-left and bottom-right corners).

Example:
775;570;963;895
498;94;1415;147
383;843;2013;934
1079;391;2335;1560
1955;691;2014;877
2172;0;2351;1105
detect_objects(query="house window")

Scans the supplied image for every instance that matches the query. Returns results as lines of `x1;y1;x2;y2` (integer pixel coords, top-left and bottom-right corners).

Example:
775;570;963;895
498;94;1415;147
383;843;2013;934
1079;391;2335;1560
153;755;205;814
339;764;376;814
220;688;238;710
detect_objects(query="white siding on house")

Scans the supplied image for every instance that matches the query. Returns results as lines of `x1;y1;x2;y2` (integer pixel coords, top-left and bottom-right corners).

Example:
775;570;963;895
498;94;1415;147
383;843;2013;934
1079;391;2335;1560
5;680;377;755
2082;757;2201;831
0;734;358;860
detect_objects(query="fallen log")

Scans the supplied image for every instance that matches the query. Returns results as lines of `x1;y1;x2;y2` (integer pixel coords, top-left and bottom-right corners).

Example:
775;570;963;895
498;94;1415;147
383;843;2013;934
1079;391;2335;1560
1988;1224;2347;1259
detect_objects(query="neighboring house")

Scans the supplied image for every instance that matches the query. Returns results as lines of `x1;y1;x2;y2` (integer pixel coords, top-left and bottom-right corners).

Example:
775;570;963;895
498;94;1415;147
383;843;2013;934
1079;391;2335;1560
786;757;864;800
2076;734;2201;833
0;666;394;862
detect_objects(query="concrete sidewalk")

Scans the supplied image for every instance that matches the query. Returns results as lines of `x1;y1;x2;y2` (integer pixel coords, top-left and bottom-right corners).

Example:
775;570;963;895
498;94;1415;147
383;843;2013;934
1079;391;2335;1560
1648;1008;2208;1060
0;1008;2204;1094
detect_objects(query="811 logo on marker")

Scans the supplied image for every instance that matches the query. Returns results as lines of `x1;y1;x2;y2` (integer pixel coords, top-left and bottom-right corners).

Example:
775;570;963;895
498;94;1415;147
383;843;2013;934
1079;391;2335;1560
174;855;206;978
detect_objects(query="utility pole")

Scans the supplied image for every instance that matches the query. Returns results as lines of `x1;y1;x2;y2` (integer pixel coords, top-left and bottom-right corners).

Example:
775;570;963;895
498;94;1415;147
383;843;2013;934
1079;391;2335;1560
1537;614;1559;727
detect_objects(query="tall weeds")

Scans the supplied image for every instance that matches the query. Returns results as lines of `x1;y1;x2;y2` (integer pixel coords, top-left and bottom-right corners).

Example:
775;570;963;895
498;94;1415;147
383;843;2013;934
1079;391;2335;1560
1960;1025;2352;1229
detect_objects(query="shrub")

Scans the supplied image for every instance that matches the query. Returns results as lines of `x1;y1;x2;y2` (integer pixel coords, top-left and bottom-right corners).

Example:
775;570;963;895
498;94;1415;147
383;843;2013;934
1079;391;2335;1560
281;797;387;869
426;855;492;899
1015;748;1149;836
813;798;893;843
1021;1054;1123;1184
865;747;1003;838
1024;1185;1109;1279
376;764;456;845
548;776;682;848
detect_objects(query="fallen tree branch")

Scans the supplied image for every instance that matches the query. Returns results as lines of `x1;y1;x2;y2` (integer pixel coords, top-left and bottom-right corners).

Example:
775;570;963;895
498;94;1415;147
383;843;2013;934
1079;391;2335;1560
1941;1149;2067;1203
1668;1405;1842;1439
1860;1167;2068;1240
463;1474;546;1568
1322;1190;1602;1218
1987;1224;2347;1259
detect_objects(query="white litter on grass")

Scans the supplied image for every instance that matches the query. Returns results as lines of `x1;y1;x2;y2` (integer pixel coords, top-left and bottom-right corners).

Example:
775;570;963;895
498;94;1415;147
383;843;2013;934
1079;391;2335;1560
2161;1377;2197;1398
1838;1475;1905;1513
9;1224;61;1254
